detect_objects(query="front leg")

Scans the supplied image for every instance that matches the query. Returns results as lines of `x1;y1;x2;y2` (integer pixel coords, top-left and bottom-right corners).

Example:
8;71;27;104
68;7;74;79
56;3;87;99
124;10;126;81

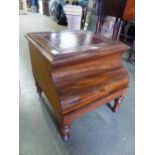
60;125;71;141
113;96;124;112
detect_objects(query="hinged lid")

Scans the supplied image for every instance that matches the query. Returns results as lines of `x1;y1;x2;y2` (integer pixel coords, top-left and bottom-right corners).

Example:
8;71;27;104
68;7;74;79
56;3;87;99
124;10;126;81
26;30;129;59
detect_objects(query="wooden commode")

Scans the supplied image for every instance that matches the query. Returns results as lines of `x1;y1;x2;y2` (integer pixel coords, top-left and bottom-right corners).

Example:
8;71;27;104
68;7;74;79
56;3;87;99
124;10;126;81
26;30;129;141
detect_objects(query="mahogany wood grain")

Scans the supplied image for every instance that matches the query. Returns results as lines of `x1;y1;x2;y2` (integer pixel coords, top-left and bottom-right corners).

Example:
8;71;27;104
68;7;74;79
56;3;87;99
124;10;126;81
26;30;130;141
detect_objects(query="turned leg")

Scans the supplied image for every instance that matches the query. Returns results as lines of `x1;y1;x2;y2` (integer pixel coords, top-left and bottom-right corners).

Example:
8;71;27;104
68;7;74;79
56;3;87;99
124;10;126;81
35;80;42;96
60;125;71;141
128;40;135;63
113;96;124;112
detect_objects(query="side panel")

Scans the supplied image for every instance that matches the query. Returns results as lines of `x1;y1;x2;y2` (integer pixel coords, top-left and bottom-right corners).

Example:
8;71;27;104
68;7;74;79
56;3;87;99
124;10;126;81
28;42;63;121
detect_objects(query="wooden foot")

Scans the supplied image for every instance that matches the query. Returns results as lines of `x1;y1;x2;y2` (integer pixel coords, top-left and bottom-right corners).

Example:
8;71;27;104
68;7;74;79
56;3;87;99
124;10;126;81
35;80;42;96
60;125;71;141
113;96;124;112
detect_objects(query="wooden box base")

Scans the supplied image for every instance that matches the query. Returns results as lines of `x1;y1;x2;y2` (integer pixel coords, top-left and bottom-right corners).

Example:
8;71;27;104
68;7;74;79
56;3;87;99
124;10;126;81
26;30;129;141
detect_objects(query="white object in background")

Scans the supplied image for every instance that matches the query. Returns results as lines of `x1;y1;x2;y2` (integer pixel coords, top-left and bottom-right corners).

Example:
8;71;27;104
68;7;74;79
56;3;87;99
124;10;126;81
64;5;82;30
38;0;43;15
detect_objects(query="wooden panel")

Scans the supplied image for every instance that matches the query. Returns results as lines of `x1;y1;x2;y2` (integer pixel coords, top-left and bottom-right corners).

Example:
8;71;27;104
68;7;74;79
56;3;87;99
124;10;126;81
63;88;128;124
95;0;127;17
52;53;129;114
123;0;135;20
28;42;63;121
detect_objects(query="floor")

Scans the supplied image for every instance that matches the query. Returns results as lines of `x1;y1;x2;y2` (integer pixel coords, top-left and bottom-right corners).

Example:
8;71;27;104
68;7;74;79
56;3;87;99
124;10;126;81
19;12;135;155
